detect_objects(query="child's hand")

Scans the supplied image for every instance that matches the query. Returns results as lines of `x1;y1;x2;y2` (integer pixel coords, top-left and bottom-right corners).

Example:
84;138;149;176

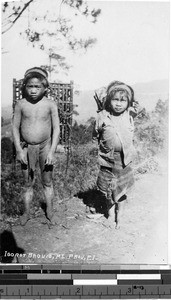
133;101;140;111
129;101;143;118
16;150;27;165
133;101;143;115
45;151;54;165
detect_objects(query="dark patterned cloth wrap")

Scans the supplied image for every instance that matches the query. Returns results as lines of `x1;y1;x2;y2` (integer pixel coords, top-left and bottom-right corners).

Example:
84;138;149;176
97;152;134;203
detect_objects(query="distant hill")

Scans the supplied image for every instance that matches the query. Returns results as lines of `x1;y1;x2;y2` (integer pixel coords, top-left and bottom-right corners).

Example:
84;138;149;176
133;79;169;111
1;79;169;125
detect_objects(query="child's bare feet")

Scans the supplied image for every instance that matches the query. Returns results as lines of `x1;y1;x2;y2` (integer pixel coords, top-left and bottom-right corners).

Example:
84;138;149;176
46;209;53;221
46;210;58;227
102;216;115;229
115;221;120;230
108;204;122;229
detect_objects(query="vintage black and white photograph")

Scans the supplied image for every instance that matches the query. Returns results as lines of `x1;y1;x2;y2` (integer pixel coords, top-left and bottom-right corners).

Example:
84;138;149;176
1;0;169;265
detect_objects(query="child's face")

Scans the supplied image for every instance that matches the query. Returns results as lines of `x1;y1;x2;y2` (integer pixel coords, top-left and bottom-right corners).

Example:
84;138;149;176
25;78;47;101
110;91;128;114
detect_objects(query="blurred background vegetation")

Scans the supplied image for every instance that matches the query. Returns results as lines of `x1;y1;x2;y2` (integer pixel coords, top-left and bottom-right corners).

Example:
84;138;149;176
1;98;168;219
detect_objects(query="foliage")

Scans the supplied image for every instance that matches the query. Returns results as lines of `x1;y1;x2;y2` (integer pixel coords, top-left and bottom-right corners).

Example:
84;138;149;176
1;118;11;127
1;143;99;218
1;137;14;164
133;99;168;173
53;144;99;200
134;99;168;157
1;98;168;219
1;166;25;217
155;98;168;117
2;0;101;74
1;117;4;126
71;118;95;145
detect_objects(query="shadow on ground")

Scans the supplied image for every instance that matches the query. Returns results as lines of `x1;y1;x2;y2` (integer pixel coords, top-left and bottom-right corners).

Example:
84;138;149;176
0;230;25;263
76;188;108;214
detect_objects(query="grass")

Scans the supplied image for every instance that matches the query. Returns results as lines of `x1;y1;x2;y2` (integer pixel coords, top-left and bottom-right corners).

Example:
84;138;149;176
1;143;99;218
1;138;163;219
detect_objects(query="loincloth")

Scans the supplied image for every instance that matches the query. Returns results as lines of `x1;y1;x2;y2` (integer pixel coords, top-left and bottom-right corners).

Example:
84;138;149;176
97;152;134;202
21;138;51;172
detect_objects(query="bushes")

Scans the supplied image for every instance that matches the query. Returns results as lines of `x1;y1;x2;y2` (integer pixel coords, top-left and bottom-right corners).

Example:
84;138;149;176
1;137;14;164
1;143;99;217
133;99;168;173
71;118;95;145
1;167;25;216
1;99;168;218
134;99;168;160
53;143;99;200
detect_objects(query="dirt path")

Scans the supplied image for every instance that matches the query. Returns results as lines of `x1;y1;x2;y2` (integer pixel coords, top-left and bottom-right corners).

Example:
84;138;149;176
1;160;168;265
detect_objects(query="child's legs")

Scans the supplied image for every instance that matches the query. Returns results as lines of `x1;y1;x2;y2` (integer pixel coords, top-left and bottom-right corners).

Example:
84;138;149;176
39;140;54;220
112;193;127;228
22;169;34;210
22;147;35;209
20;162;35;225
41;169;54;220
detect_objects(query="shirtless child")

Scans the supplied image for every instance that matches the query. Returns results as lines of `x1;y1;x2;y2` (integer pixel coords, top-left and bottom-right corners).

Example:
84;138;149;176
12;67;60;226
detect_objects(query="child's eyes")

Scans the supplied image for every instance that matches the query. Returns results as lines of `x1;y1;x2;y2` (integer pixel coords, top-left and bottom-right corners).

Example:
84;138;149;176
26;85;42;89
112;99;127;102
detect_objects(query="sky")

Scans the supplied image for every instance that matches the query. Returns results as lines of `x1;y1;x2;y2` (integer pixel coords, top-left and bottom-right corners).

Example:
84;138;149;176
1;0;170;107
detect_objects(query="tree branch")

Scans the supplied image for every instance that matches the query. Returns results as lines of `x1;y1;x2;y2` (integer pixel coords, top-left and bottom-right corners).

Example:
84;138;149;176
2;0;34;34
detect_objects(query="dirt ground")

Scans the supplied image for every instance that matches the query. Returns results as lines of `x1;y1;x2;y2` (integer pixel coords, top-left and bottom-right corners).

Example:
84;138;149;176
1;154;168;265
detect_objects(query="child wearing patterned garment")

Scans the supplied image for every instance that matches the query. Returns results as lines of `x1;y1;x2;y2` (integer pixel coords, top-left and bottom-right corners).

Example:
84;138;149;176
12;67;60;226
93;81;140;228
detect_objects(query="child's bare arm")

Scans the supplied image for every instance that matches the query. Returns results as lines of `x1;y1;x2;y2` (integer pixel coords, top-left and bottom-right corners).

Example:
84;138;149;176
46;101;60;165
12;102;27;164
12;102;22;151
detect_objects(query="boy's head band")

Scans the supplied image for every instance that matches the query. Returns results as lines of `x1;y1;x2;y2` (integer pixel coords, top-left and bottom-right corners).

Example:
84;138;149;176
24;67;48;79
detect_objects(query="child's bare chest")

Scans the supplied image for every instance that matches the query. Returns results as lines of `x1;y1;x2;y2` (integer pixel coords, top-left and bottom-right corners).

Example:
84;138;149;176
22;102;50;121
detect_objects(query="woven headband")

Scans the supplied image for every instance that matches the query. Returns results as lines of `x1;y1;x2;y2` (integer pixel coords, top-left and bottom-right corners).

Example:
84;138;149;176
107;84;132;101
24;67;48;79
